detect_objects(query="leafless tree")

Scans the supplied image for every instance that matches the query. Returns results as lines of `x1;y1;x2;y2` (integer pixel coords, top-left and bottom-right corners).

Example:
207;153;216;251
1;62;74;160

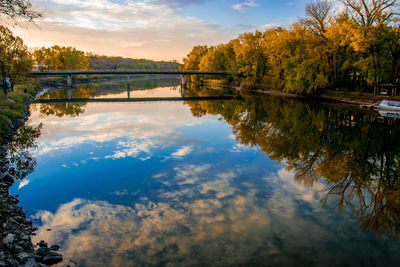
338;0;399;27
301;0;334;36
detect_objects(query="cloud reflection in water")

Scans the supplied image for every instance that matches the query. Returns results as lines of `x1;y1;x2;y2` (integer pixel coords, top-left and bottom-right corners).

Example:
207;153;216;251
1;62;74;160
32;164;400;266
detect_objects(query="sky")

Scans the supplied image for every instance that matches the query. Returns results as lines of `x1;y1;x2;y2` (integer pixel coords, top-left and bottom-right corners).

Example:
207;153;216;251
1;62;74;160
7;0;310;61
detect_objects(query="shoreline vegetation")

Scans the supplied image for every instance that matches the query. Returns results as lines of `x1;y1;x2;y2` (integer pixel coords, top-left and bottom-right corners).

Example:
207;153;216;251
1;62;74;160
182;0;400;97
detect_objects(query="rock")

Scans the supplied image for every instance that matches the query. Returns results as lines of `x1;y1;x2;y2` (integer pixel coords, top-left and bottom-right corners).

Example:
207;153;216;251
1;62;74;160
14;244;24;253
21;234;31;241
5;258;18;267
20;240;33;249
22;258;38;267
2;173;14;186
2;233;15;247
0;261;6;267
11;229;21;235
36;247;51;256
49;245;59;251
38;240;47;248
42;252;63;265
16;252;34;263
34;255;43;262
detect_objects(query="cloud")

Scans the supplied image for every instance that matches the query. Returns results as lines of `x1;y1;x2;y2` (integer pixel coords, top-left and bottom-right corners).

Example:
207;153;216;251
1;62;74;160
8;0;237;60
232;1;259;10
18;180;30;189
171;146;193;158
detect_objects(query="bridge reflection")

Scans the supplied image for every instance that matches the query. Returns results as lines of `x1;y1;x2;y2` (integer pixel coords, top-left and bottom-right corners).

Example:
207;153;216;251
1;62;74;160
33;96;236;104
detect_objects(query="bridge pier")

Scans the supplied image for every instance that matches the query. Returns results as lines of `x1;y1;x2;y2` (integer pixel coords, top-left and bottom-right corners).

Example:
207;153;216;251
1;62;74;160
127;75;131;98
67;74;72;88
180;74;187;97
67;87;73;100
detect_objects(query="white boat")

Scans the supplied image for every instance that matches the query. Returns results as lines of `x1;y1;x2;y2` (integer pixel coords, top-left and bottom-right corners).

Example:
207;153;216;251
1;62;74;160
374;100;400;112
378;110;400;119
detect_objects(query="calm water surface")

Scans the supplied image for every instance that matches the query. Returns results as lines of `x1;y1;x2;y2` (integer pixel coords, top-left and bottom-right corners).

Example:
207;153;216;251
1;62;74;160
8;79;400;266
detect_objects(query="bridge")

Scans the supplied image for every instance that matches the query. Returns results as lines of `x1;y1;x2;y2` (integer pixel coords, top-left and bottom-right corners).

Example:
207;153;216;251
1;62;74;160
33;96;237;104
31;70;232;88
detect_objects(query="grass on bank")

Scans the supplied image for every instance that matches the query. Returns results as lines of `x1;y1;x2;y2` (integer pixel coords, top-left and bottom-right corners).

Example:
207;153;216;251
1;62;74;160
0;80;39;143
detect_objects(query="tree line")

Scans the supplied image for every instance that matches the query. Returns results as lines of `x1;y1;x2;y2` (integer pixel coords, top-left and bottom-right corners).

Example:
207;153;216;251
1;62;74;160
0;28;180;95
33;46;180;71
182;0;400;95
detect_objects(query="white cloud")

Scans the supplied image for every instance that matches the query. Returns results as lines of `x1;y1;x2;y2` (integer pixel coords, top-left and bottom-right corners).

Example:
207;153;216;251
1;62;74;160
232;1;259;10
18;180;30;189
171;146;193;158
6;0;238;60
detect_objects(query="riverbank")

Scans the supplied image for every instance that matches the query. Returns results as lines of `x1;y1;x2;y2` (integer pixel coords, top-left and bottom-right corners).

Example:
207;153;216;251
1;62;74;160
0;82;40;145
241;88;400;107
202;79;396;107
0;82;63;266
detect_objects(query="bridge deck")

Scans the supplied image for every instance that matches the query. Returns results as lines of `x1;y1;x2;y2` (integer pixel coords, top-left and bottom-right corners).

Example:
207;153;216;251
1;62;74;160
32;70;231;76
33;96;237;104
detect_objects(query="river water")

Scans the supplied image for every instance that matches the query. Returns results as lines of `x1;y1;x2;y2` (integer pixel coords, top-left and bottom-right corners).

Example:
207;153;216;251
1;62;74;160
8;77;400;266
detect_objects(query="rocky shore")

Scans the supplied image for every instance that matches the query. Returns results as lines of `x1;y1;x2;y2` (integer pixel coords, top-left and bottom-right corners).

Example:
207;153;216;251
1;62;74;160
0;92;63;267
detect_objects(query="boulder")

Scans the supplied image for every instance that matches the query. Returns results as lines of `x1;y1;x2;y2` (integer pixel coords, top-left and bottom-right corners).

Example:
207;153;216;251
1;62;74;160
43;252;63;265
2;173;14;186
36;247;50;256
6;258;18;267
2;233;15;247
22;258;38;267
37;240;47;248
49;245;59;251
14;244;24;253
16;252;34;263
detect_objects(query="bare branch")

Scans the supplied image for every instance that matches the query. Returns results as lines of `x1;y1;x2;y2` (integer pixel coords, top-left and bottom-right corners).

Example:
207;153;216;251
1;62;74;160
0;0;41;22
301;0;333;36
337;0;399;27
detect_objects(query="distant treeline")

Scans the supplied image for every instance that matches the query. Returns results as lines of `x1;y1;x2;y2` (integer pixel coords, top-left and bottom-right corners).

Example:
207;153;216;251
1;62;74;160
182;0;400;95
33;46;180;71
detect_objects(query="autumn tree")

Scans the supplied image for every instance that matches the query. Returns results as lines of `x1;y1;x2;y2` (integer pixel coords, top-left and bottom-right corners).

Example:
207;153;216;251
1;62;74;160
182;45;209;70
33;46;89;70
183;0;400;95
0;25;32;95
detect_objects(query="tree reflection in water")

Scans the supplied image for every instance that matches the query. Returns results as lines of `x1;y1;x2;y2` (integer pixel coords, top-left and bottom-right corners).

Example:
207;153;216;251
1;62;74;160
5;122;42;181
185;87;400;238
37;86;92;117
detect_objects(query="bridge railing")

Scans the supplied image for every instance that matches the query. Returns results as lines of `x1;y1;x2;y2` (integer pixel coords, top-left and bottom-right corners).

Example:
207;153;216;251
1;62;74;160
31;69;230;73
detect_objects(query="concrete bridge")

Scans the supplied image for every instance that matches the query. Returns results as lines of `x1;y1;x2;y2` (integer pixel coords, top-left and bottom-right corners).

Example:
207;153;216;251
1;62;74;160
32;70;232;88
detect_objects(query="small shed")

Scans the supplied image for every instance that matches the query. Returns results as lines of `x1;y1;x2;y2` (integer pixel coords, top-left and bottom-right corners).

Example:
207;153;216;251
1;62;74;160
377;84;398;96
